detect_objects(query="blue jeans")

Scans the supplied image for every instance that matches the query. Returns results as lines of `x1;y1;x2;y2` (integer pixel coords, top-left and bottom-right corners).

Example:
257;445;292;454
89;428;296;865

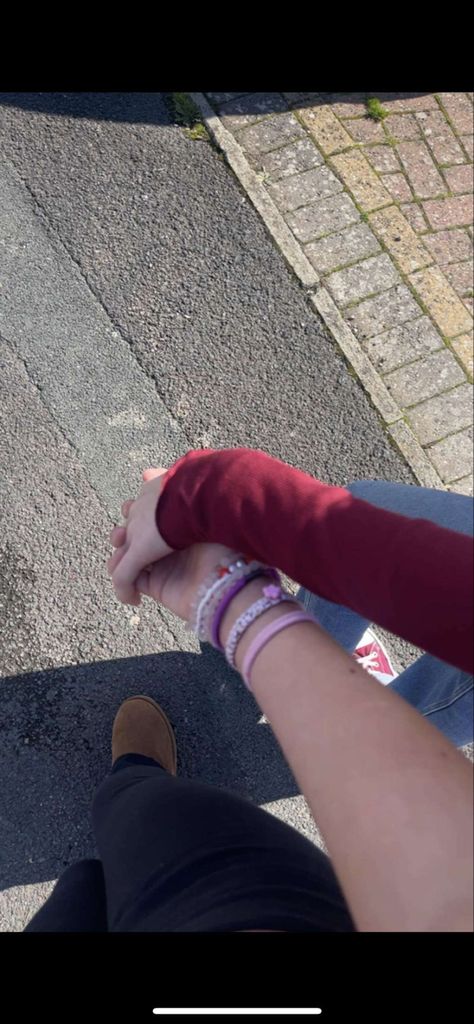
297;481;473;747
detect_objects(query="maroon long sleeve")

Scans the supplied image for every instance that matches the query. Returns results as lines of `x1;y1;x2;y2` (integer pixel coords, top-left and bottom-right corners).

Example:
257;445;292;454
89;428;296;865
157;448;473;674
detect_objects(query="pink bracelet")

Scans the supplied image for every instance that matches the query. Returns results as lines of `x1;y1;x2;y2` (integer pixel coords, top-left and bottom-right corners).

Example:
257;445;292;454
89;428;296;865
211;568;278;650
241;611;316;690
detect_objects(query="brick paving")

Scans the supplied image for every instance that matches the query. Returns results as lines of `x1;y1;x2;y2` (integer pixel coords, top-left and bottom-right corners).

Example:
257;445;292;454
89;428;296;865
205;92;473;492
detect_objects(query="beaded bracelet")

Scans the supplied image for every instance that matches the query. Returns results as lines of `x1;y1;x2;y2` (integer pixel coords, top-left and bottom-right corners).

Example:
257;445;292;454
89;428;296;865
187;555;264;643
210;566;279;651
210;568;278;651
188;554;253;639
195;559;262;643
225;583;296;669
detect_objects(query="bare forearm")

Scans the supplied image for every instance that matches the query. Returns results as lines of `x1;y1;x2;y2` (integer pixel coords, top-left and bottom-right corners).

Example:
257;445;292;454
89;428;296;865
221;582;473;932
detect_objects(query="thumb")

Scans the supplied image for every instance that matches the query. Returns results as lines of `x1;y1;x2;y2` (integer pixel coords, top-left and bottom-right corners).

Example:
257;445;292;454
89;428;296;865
136;562;168;605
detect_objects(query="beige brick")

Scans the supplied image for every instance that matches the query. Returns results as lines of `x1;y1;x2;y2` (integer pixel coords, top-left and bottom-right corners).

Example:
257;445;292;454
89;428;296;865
444;164;473;195
325;253;400;306
330;95;367;117
297;106;353;155
397;140;446;199
331;150;392;212
401;203;429;232
255;137;323;181
369;206;433;274
385;113;421;140
362;316;443;373
409;265;473;337
415;109;451;137
427;427;473;484
236;114;306;156
304;221;381;275
407;383;473;444
381;94;438;113
346;283;420;339
448;473;473;496
365;145;400;173
428;131;467;166
286;193;359;243
424;228;472;266
382;172;413;203
268;165;342;213
451;331;474;376
443;260;474;298
383;349;465;406
423;195;473;230
343;118;385;144
438;93;474;135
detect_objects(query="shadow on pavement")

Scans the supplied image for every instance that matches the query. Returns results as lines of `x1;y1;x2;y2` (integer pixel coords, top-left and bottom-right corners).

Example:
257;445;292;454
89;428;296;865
0;648;298;891
0;92;172;124
203;92;431;115
0;91;430;125
284;92;430;107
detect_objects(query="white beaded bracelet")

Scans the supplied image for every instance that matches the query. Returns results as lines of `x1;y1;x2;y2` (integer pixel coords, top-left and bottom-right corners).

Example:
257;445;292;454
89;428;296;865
224;582;296;669
188;555;263;642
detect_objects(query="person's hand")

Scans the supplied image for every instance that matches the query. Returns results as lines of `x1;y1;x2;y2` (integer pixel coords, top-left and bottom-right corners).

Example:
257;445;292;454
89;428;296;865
108;467;173;605
133;542;238;622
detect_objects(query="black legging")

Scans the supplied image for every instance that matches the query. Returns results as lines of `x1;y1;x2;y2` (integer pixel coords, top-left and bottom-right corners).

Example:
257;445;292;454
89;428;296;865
26;755;354;932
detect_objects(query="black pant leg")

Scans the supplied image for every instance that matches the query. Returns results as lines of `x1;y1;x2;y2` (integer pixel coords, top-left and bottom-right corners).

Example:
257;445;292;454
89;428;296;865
92;755;354;932
25;859;107;932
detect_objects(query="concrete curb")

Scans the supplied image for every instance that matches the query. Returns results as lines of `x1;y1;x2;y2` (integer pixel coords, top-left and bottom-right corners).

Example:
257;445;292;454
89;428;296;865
309;288;403;425
190;93;318;290
191;91;446;490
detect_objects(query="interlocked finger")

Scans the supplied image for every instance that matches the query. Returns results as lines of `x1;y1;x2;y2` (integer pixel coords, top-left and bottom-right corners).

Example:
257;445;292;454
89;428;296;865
110;525;127;548
112;547;142;605
121;499;134;519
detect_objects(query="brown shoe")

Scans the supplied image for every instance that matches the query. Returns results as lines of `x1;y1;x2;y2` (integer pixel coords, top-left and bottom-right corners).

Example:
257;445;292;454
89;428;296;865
111;696;177;774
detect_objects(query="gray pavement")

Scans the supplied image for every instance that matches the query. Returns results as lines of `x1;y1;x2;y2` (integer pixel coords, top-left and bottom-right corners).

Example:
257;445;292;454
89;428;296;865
0;92;415;930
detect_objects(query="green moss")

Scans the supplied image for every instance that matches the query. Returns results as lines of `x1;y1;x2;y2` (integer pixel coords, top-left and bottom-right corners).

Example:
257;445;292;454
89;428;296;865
366;97;389;122
186;123;209;141
170;93;209;141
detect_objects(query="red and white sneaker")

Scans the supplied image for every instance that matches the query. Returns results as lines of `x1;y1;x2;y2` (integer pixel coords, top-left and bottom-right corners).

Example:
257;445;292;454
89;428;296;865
354;628;398;685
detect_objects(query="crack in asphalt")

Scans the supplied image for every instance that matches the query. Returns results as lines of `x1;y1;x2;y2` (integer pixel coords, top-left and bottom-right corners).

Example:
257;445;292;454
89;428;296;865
3;156;191;450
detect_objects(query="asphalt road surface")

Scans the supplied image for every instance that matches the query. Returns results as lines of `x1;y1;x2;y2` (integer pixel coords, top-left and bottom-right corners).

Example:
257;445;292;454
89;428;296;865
0;93;415;930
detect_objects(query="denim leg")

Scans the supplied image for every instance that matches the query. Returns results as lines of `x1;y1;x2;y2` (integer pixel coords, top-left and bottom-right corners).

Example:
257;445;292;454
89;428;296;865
297;481;474;745
298;586;369;653
390;654;473;747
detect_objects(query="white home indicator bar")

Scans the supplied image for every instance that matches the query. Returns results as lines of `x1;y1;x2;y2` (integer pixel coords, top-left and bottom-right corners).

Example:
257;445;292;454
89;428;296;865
152;1011;322;1016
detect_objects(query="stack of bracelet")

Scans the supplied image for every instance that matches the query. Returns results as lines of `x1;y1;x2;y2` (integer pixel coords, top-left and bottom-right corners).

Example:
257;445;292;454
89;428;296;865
187;554;276;646
187;554;310;685
224;581;296;669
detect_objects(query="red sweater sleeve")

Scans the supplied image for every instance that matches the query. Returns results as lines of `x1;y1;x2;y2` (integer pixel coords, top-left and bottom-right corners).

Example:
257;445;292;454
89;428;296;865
156;448;473;674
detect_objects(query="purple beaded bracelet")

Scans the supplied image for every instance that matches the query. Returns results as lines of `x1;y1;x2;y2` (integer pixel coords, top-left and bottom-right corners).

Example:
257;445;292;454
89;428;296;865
211;567;279;651
224;583;296;669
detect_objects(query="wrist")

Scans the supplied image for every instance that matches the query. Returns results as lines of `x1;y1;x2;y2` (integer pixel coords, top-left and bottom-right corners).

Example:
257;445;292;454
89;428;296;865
220;578;297;675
